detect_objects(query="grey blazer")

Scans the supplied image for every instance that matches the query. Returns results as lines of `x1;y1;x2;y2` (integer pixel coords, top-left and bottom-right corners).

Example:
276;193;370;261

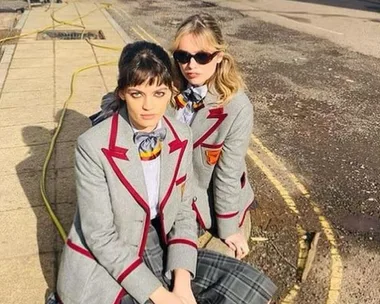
170;90;254;240
57;104;197;304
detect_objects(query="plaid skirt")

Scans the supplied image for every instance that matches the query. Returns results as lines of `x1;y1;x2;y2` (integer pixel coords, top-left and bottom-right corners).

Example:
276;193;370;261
121;221;277;304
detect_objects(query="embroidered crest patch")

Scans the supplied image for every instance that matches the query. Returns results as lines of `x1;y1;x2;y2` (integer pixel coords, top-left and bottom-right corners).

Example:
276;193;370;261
205;149;222;165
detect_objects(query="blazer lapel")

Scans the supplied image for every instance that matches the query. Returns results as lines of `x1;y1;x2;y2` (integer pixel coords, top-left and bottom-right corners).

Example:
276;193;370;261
191;91;228;149
158;116;188;212
101;105;150;214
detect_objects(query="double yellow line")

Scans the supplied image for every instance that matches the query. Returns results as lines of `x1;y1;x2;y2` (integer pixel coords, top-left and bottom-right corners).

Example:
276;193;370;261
250;135;343;303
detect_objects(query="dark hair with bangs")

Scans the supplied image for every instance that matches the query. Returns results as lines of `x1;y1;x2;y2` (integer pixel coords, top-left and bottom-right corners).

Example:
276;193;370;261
117;41;174;94
91;41;175;126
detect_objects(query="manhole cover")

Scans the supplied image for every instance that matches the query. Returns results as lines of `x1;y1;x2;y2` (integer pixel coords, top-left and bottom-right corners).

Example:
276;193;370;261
37;30;105;40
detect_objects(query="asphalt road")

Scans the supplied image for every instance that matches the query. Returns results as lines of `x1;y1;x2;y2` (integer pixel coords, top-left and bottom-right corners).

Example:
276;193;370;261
104;0;380;303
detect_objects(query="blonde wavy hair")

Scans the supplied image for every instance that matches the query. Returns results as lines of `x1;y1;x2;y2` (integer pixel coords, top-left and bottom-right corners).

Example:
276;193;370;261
171;13;245;105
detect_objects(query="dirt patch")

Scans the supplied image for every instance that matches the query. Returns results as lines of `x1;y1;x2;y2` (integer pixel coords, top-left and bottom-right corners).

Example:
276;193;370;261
0;28;21;45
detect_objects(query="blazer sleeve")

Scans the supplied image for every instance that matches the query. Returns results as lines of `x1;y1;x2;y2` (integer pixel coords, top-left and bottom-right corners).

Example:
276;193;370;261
75;137;162;304
212;102;254;239
166;129;198;279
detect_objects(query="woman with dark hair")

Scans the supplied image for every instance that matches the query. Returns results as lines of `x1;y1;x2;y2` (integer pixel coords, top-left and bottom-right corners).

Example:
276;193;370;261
56;41;276;304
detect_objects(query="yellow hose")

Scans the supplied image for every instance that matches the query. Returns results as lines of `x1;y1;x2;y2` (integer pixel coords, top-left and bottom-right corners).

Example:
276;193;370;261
85;38;122;51
39;60;117;241
0;2;119;241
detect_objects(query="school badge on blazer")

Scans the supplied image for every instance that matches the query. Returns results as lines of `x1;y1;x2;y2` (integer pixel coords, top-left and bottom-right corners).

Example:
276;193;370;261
205;149;222;165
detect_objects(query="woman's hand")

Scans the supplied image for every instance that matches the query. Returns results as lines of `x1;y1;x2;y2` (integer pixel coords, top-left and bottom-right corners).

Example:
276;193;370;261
173;285;197;304
224;232;249;260
150;286;185;304
173;269;197;304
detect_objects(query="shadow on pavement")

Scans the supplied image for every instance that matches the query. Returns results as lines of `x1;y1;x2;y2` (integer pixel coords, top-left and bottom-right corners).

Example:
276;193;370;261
17;108;91;299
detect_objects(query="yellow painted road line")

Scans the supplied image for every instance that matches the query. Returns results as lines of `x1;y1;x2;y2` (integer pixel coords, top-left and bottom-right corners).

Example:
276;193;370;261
246;150;301;303
247;150;299;215
136;25;160;45
131;26;150;41
296;225;308;273
281;284;301;304
251;135;343;303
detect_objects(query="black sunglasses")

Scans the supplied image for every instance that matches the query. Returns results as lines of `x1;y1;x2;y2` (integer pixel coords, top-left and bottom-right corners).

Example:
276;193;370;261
173;50;220;65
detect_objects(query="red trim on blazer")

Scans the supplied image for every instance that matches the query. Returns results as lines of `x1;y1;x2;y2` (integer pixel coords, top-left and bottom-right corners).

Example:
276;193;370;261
102;148;151;256
103;114;189;281
239;200;253;227
103;114;152;282
110;112;118;150
117;257;143;283
168;238;198;249
200;142;224;149
164;115;180;140
176;174;187;186
158;116;188;244
107;113;128;160
114;288;127;304
216;211;239;219
192;200;206;229
67;239;95;260
193;108;228;149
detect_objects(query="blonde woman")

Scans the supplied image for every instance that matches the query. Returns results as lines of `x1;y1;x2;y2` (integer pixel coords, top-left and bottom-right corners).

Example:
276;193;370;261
170;13;254;260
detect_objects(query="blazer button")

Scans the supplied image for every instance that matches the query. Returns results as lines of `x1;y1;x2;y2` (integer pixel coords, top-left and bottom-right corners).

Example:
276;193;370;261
193;196;197;202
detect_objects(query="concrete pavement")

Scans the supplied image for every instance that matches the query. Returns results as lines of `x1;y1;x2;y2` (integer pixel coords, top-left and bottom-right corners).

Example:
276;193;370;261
0;2;128;303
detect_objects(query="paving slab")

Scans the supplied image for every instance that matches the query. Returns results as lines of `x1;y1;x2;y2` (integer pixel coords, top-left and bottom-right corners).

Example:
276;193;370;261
55;49;94;59
0;206;56;259
0;122;54;149
6;67;54;80
55;87;107;106
54;140;76;169
55;66;101;79
2;78;54;93
13;47;54;59
14;42;53;52
0;253;56;304
0;144;54;176
10;57;54;69
55;57;98;68
0;105;54;127
55;74;105;90
0;171;55;212
55;168;76;205
0;90;55;108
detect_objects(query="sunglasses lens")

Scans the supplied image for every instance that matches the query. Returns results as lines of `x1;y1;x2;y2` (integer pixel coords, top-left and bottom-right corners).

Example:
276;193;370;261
173;51;191;64
174;51;219;65
194;52;213;64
